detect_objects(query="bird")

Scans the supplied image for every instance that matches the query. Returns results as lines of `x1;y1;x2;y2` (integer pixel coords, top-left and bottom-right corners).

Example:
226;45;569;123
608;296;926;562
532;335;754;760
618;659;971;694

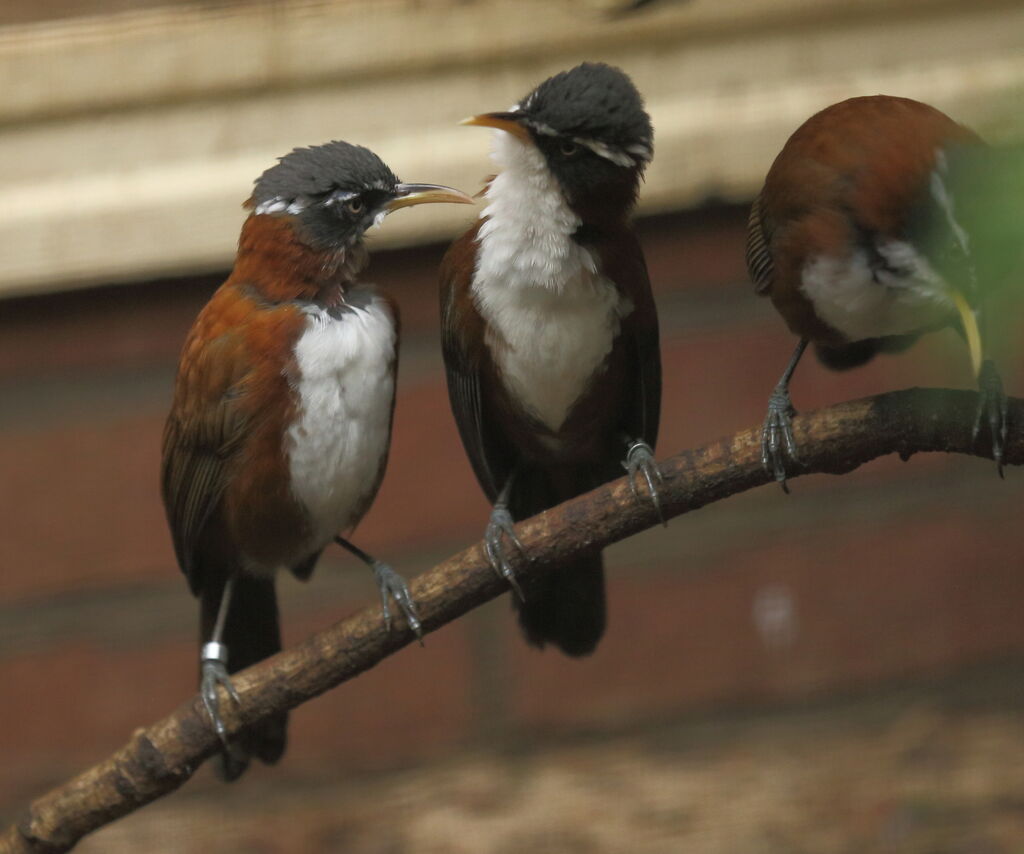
440;62;662;657
161;140;473;780
747;95;1010;489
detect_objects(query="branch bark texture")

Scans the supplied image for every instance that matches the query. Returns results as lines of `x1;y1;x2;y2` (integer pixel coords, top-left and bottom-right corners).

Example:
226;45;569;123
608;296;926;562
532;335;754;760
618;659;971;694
3;388;1020;853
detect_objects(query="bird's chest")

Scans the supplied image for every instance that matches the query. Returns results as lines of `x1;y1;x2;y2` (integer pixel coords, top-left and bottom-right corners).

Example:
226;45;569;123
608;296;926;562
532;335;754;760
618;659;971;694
285;289;396;546
473;253;624;434
799;240;954;341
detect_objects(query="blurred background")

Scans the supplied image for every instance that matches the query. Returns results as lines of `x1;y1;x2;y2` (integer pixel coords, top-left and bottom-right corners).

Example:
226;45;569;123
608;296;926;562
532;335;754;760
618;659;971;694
2;0;1024;851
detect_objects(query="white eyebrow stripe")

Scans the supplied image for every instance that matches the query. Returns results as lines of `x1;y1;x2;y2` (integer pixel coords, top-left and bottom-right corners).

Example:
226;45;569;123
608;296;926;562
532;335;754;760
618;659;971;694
257;189;370;215
253;196;312;215
577;138;637;168
529;121;559;137
626;142;653;162
254;197;290;215
323;189;358;207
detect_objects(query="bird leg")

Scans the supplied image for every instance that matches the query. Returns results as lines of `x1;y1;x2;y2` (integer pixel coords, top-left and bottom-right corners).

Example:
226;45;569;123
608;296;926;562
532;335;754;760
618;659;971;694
201;574;241;750
761;339;808;492
334;536;422;639
622;438;665;525
972;358;1010;477
484;474;527;601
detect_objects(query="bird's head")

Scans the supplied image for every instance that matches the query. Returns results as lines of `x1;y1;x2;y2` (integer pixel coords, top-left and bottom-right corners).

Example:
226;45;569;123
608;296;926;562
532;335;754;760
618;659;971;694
246;141;473;254
463;63;653;220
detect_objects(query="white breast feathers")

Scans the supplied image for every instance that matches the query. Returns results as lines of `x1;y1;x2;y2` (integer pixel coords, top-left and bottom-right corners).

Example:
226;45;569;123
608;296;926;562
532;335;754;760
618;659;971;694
286;284;396;549
801;240;955;341
472;131;628;432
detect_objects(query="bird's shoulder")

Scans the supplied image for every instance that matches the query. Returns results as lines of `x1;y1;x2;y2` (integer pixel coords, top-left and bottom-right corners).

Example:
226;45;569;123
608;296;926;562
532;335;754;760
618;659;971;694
163;282;308;461
440;220;488;360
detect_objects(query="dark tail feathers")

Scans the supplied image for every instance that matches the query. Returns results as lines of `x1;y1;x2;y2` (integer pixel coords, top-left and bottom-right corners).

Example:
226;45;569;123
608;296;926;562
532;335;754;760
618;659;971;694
200;574;287;781
509;467;606;657
516;550;606;656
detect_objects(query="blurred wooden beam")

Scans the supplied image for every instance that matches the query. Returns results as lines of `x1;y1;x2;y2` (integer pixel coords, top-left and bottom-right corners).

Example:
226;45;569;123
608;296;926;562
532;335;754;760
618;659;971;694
1;0;1023;296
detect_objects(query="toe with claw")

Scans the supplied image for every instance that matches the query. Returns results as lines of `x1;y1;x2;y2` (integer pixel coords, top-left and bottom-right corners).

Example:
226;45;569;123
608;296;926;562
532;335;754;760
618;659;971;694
622;440;665;525
761;385;800;492
972;359;1009;477
372;561;423;639
200;642;240;747
484;506;527;600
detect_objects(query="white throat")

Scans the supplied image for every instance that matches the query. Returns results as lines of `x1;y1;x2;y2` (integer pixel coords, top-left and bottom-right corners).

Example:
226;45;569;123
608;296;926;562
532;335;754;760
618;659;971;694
472;131;626;433
476;131;589;291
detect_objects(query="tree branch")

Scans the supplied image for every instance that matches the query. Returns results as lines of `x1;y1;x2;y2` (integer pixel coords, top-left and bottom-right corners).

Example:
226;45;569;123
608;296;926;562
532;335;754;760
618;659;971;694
3;388;1020;853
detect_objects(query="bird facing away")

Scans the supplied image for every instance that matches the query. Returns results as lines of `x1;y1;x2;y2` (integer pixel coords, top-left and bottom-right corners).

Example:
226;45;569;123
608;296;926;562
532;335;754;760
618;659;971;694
161;141;473;779
440;62;662;657
747;95;1010;487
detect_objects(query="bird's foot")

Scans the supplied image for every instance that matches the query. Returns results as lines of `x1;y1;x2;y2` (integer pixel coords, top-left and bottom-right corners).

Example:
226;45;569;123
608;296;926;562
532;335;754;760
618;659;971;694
972;359;1009;478
200;642;240;748
622;440;665;525
761;384;800;492
484;505;527;601
371;561;422;639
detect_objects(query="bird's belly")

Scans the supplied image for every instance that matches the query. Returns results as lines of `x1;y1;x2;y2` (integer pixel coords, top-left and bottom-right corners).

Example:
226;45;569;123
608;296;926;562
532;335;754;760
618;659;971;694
487;288;621;433
800;243;954;342
285;289;396;551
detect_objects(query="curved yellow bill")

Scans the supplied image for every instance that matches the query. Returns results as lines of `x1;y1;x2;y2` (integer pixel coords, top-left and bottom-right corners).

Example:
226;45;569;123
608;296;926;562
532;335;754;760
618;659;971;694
951;289;983;378
460;112;532;144
385;183;476;212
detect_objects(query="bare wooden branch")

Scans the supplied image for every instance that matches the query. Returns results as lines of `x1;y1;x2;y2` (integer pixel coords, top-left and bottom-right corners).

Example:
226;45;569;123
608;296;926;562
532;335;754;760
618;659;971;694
3;388;1020;853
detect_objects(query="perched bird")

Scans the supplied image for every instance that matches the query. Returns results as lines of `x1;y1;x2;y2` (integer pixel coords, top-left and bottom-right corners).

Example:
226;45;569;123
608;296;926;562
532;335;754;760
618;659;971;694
440;62;662;657
161;141;472;779
747;95;1009;488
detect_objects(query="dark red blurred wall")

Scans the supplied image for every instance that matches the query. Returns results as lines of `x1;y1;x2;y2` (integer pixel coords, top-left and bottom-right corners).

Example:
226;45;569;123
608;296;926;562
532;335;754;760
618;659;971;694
3;205;1024;814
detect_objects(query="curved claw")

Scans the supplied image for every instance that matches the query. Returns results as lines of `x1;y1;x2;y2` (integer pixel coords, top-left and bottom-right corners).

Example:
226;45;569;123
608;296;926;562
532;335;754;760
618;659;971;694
761;385;800;493
484;506;527;601
200;657;240;748
623;440;666;525
972;359;1009;478
372;561;423;640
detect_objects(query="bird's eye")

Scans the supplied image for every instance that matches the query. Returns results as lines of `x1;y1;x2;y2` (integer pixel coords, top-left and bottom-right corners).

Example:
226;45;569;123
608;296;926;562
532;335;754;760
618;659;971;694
559;141;579;157
346;198;364;214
